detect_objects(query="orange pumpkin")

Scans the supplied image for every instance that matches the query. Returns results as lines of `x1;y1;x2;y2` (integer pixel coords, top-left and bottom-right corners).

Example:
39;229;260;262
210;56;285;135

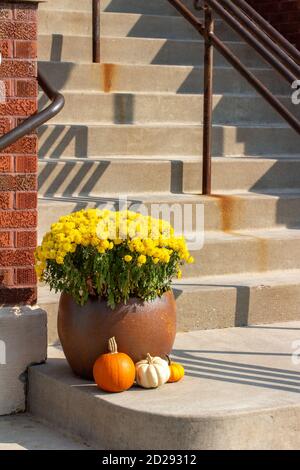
93;337;135;393
166;355;185;383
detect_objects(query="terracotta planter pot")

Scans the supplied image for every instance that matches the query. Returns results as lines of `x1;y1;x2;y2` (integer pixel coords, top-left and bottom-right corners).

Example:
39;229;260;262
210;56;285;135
57;291;177;380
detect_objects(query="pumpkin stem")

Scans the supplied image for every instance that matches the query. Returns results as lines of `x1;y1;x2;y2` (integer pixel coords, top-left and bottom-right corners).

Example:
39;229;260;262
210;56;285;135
146;353;153;364
108;336;118;354
165;354;171;366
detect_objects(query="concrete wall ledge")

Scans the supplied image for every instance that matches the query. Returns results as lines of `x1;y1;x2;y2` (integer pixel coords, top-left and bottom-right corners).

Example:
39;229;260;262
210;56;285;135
0;306;47;416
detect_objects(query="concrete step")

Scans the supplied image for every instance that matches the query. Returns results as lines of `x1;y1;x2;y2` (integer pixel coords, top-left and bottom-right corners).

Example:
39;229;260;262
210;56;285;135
101;12;239;41
39;0;197;15
39;62;103;92
39;269;300;344
175;270;300;330
0;414;93;450
37;191;300;234
39;10;234;41
39;62;290;96
38;124;300;157
40;0;92;11
38;10;92;37
38;35;92;63
40;91;299;125
184;227;300;277
101;0;206;16
37;157;300;197
39;35;264;67
28;322;300;450
101;37;266;67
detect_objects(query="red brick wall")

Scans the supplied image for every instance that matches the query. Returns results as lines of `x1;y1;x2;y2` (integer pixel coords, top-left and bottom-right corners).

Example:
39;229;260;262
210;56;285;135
249;0;300;50
0;1;38;305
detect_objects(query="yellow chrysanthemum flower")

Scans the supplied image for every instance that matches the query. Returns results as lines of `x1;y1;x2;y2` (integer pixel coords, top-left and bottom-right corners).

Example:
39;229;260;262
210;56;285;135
35;208;193;283
137;254;147;265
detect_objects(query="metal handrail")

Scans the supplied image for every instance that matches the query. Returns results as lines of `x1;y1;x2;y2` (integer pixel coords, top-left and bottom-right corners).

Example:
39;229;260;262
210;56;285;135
219;0;299;79
0;70;65;151
206;0;299;83
93;0;101;63
232;0;300;65
194;0;300;65
167;0;300;194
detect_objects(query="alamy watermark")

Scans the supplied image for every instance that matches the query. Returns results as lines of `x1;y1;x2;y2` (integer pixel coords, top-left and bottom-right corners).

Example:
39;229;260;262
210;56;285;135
292;340;300;366
291;80;300;105
0;81;5;104
0;340;6;365
95;196;205;251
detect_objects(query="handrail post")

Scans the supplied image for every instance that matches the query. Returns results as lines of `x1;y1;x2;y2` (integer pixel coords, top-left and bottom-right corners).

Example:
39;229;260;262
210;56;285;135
202;4;214;195
93;0;101;63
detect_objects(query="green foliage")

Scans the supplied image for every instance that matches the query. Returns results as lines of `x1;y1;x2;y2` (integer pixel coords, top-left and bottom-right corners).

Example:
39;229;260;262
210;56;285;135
42;244;181;309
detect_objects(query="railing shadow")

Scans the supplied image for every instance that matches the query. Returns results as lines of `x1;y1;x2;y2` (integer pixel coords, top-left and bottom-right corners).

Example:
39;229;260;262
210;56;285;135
50;33;64;62
172;348;300;393
40;350;300;396
38;125;89;159
113;94;135;124
38;160;110;197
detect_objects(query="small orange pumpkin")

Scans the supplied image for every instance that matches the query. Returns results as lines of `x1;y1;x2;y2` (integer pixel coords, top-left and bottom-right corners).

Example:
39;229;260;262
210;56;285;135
166;355;185;383
93;337;135;393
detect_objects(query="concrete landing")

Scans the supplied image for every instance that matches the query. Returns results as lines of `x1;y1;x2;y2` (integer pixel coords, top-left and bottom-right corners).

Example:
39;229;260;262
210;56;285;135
0;414;93;450
28;322;300;450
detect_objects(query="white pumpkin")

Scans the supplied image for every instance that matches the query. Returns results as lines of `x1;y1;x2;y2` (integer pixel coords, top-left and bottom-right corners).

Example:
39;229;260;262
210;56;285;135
135;354;170;388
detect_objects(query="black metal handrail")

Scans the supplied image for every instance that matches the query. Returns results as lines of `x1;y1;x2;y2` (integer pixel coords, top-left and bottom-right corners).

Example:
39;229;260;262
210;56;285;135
0;70;65;151
168;0;300;194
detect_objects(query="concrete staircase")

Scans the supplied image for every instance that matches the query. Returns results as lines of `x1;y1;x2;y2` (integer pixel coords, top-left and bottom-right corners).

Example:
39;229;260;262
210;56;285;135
29;0;300;449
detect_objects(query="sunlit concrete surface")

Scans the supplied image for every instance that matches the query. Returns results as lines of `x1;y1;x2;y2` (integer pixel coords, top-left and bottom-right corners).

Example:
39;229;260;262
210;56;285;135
0;414;93;450
29;322;300;450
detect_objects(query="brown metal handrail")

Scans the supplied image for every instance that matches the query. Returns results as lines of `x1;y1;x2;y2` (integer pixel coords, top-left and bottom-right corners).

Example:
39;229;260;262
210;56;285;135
167;0;300;194
207;0;299;83
93;0;101;63
194;0;300;68
0;70;65;151
232;0;300;65
220;0;299;79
